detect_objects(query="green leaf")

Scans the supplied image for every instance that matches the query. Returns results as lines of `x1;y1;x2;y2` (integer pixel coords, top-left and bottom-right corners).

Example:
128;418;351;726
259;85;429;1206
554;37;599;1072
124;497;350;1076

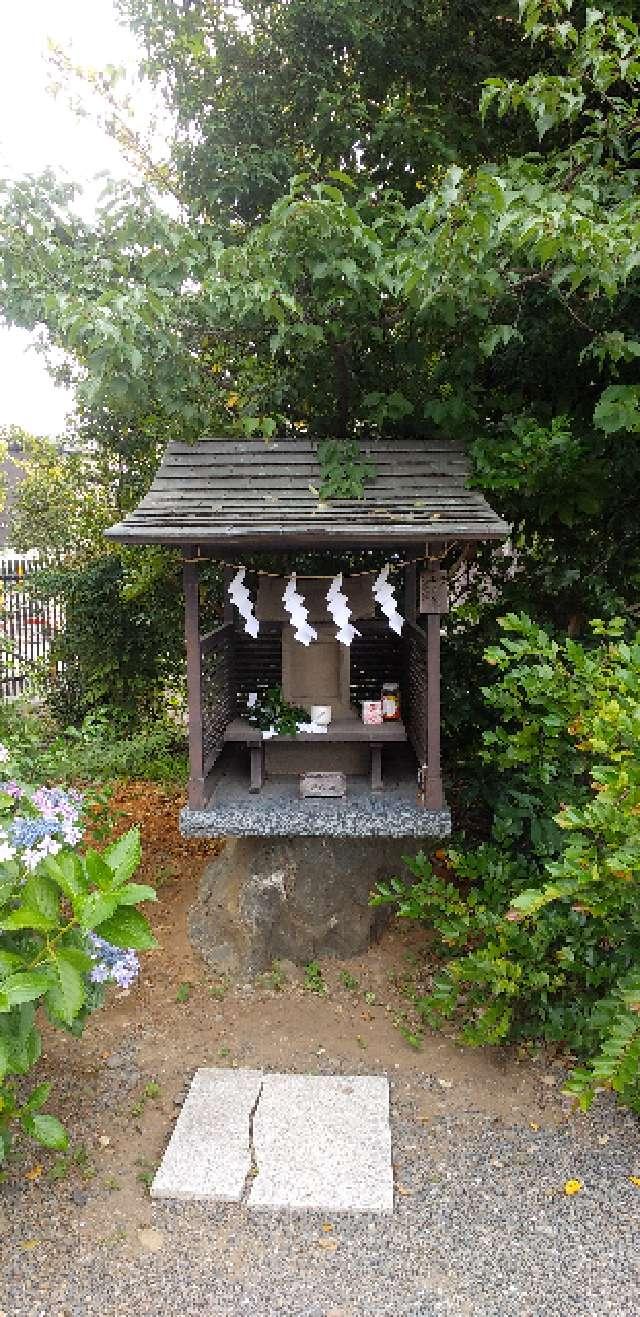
115;883;157;906
23;874;60;923
51;952;86;1023
326;170;356;189
53;942;92;974
479;323;522;357
319;183;345;202
23;1081;51;1112
84;849;117;892
0;877;16;910
0;907;56;933
0;971;52;1009
43;853;84;901
77;890;119;930
103;828;142;887
21;1112;68;1151
0;950;22;976
0;1003;41;1074
593;385;640;435
95;907;157;951
0;1036;9;1083
509;887;546;915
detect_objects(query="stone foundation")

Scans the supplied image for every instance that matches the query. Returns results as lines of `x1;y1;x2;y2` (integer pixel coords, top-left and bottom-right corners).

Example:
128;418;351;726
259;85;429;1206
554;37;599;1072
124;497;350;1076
187;836;420;977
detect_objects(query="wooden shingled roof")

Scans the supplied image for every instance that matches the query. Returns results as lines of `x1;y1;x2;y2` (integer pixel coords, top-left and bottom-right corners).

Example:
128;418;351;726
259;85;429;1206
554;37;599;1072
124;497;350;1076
105;437;510;549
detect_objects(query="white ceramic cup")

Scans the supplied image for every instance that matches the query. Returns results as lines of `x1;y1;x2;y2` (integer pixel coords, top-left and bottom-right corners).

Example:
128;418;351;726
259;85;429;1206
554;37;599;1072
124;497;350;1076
310;704;332;725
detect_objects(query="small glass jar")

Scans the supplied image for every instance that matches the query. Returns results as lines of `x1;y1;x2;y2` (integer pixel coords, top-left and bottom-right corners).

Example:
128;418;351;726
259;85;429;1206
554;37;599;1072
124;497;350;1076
381;682;400;721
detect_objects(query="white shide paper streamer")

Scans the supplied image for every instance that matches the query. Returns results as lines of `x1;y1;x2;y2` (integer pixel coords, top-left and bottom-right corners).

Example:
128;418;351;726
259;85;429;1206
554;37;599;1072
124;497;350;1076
227;568;259;638
326;573;361;647
282;574;317;646
373;564;404;635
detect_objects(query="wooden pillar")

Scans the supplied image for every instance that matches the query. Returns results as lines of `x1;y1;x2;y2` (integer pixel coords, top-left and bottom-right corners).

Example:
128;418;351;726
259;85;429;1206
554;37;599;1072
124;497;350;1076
184;549;206;810
421;566;447;811
425;613;443;809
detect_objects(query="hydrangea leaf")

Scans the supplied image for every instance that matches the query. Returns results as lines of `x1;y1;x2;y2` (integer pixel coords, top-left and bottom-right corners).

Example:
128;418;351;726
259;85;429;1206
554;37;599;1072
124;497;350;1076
42;854;84;901
95;907;157;951
102;828;142;888
83;849;116;893
49;953;86;1024
0;972;52;1009
22;875;60;924
115;883;157;906
0;907;57;933
77;891;120;931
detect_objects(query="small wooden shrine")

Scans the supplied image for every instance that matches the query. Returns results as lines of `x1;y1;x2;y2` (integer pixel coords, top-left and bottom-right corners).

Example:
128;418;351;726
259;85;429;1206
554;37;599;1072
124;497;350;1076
106;437;508;839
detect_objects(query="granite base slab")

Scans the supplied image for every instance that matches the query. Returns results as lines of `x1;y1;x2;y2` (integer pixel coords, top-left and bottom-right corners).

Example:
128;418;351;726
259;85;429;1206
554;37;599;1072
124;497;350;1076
181;797;451;840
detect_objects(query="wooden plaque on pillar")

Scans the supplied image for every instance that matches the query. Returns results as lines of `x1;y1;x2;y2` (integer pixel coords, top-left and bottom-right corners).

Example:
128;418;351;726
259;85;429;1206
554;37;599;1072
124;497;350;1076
419;568;449;615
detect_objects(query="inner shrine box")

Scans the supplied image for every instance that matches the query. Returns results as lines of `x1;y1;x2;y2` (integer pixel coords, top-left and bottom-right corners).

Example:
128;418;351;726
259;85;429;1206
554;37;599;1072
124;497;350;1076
258;576;371;776
105;436;509;839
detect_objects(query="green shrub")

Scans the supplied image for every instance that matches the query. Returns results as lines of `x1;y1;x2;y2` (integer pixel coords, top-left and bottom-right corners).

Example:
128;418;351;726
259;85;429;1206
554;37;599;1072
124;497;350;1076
0;744;156;1161
374;615;640;1112
28;552;185;724
0;703;187;787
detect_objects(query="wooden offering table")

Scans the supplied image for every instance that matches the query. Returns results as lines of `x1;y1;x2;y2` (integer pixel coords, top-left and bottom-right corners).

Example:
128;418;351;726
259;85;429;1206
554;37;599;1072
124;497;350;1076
224;715;408;793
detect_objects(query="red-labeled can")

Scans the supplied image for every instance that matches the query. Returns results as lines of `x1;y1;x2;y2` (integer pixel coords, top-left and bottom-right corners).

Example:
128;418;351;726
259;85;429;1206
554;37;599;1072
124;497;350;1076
381;682;400;721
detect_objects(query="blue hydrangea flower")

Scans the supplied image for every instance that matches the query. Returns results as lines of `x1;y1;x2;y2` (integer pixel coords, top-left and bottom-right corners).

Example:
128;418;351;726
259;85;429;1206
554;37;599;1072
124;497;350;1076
10;816;60;849
86;933;140;989
31;787;82;823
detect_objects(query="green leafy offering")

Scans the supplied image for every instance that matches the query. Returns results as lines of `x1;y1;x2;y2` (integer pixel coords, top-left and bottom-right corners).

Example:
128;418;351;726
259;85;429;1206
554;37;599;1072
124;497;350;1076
246;687;309;737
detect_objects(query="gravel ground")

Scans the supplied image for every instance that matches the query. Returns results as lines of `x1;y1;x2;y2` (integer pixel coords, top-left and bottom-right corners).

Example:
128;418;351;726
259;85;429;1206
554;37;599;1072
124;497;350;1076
2;1086;639;1317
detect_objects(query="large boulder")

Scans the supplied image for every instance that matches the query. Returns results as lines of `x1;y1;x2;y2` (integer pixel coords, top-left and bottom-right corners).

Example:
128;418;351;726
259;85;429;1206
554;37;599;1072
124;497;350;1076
187;836;414;977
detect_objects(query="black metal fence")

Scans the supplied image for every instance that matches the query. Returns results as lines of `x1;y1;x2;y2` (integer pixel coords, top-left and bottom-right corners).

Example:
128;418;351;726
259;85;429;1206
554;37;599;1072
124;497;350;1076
0;556;64;699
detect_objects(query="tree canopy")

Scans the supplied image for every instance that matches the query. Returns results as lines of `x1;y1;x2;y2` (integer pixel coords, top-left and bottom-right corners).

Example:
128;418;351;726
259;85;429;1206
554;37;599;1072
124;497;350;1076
0;0;639;636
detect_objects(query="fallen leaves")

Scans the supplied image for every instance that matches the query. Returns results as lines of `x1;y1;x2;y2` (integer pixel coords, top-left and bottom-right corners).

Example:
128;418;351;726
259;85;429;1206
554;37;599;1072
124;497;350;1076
317;1237;338;1253
88;783;213;891
563;1179;583;1196
317;1222;338;1252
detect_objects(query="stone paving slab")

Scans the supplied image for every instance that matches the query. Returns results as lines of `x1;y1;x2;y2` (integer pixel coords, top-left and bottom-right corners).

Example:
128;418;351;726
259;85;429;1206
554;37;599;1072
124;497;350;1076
248;1073;393;1214
151;1068;263;1202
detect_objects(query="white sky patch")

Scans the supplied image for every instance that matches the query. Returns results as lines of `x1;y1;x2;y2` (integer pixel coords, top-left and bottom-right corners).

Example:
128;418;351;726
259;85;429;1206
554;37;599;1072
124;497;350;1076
0;1;157;437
